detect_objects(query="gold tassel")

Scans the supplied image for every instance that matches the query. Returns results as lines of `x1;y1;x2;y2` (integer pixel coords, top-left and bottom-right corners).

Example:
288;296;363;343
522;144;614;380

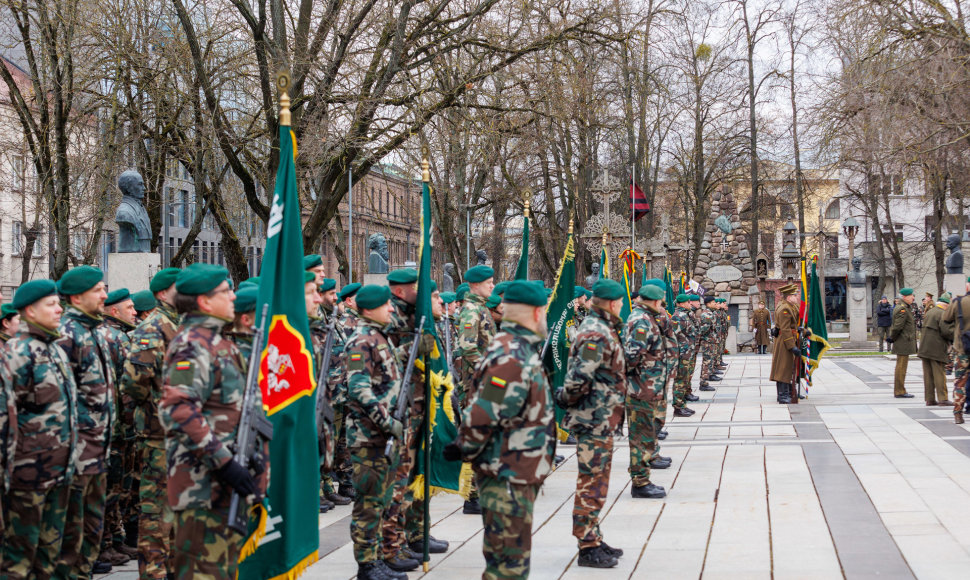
263;550;320;580
237;503;268;563
457;462;474;500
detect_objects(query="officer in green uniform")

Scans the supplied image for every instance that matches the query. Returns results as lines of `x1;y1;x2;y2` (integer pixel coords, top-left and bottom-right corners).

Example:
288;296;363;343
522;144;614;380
160;264;268;580
0;280;77;580
0;303;20;343
446;280;555;580
305;253;326;285
344;285;407;580
623;283;669;499
53;266;114;578
557;279;627;568
890;288;917;398
122;267;181;579
671;294;697;416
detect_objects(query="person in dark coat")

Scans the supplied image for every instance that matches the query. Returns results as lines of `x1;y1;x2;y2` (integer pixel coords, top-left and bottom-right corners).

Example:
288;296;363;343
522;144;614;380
890;288;917;398
769;284;801;404
750;300;771;354
875;296;893;352
918;295;954;406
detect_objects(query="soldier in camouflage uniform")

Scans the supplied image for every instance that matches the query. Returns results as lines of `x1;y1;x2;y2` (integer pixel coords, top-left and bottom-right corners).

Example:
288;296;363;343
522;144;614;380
696;296;719;393
639;280;679;447
557;279;627;568
0;303;20;343
224;286;259;363
99;289;139;565
573;286;589;327
446;280;555;580
454;265;496;515
53;266;114;579
122;267;180;579
622;284;668;500
942;281;970;423
716;299;729;369
320;278;354;505
670;294;697;416
344;285;408;580
0;280;77;580
131;290;157;322
306;275;339;513
160;264;268;580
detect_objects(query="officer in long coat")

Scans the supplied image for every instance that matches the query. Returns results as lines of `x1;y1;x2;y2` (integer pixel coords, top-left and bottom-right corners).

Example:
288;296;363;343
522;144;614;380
769;283;801;404
890;288;917;398
750;300;771;354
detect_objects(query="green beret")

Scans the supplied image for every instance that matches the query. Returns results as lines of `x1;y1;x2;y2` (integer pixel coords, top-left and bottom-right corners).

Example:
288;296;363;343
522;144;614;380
494;281;510;296
243;277;261;286
356;285;391;310
238;281;258;290
12;279;58;309
644;278;666;290
639;284;664;300
131;290;157;313
504;280;547;306
150;267;181;293
386;268;417;285
703;295;716;304
1;303;18;320
429;280;438;294
900;287;913;296
57;265;103;296
940;293;952;304
319;278;337;292
464;265;494;284
456;284;470;301
574;286;587;299
105;288;131;306
303;254;323;270
457;282;469;293
175;263;230;295
303;271;316;285
675;294;689;304
440;291;456;304
485;294;502;309
688;294;700;301
338;283;362;301
233;286;259;313
592;279;624;300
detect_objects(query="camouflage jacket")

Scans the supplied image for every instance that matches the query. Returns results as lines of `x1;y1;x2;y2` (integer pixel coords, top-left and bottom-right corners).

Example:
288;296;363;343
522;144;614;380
654;308;680;386
671;306;698;358
123;301;180;443
345;317;403;448
623;305;667;402
696;308;717;347
316;305;349;406
0;331;12;344
57;306;115;475
159;313;264;510
455;293;495;397
0;357;11;492
387;295;416;361
560;306;626;436
339;306;359;336
459;322;555;484
100;315;134;439
224;331;255;366
2;322;78;490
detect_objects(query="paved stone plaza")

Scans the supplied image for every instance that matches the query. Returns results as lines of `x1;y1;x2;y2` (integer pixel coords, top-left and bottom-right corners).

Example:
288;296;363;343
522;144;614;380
102;353;970;579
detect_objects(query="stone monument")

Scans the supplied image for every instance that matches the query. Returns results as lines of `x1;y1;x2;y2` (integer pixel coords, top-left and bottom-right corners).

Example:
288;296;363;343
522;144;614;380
584;263;600;289
845;256;876;349
108;169;159;292
442;263;455;292
476;249;488;266
945;233;965;296
692;187;756;351
367;233;389;274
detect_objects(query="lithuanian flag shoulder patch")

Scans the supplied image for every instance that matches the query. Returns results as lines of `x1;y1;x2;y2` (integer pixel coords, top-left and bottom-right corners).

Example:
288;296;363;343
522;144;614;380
490;376;507;389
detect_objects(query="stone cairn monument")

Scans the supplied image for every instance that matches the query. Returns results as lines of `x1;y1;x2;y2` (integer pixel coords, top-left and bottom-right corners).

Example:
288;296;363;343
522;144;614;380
692;187;756;350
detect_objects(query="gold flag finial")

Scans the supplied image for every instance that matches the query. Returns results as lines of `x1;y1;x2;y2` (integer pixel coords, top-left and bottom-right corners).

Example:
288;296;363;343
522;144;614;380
568;217;574;235
523;190;531;218
421;145;430;183
278;71;291;127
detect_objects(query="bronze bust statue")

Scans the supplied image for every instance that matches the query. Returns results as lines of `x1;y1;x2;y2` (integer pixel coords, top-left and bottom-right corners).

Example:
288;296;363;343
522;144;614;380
115;170;152;253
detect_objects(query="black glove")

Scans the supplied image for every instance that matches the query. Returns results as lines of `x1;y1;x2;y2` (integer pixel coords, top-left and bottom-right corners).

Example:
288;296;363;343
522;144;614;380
249;450;267;476
790;347;801;357
554;387;566;406
443;442;462;462
216;459;258;498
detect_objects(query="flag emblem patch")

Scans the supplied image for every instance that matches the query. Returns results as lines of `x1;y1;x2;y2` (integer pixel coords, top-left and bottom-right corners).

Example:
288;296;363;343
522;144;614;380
175;361;192;371
140;338;150;345
350;354;362;361
490;376;507;389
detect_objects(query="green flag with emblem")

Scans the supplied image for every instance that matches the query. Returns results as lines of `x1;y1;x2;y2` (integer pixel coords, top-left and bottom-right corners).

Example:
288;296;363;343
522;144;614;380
239;82;320;579
543;222;576;437
663;266;675;314
514;200;529;280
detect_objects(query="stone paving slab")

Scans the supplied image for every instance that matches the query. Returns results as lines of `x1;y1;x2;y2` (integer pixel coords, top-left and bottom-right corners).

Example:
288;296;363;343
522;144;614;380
99;354;970;579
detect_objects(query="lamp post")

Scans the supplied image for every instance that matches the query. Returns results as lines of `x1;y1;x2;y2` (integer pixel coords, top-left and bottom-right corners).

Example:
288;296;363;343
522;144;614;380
780;221;800;282
842;216;859;271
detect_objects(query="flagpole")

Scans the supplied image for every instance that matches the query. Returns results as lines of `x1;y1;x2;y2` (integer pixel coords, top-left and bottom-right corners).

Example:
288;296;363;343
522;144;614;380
420;150;432;573
631;165;636;268
348;169;353;283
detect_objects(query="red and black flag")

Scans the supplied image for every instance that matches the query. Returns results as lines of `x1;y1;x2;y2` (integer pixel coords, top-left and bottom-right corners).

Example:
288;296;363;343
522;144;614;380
630;180;650;221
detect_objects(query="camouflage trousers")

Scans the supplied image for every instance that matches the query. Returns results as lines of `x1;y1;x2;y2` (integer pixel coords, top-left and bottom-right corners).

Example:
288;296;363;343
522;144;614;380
478;475;539;580
138;442;173;579
700;343;717;381
954;352;969;415
654;373;673;428
627;398;657;487
382;412;426;557
1;484;70;580
101;436;128;551
351;445;400;563
53;472;106;579
572;433;614;549
171;506;243;580
673;351;697;408
322;407;353;496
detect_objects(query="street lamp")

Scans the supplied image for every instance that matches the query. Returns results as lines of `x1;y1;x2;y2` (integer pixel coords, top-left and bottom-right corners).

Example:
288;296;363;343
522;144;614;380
842;216;859;271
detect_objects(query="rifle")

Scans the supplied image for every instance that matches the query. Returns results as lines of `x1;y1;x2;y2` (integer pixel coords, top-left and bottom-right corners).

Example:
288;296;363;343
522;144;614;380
385;316;426;457
228;304;273;534
442;314;456;377
316;314;338;451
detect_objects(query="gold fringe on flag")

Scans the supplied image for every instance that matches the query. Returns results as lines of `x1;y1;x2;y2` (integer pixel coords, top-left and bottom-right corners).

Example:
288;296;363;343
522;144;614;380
237;503;268;564
262;550;319;580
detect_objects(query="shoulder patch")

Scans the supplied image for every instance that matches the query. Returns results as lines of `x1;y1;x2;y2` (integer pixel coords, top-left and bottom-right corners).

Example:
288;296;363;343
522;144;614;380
481;375;509;403
169;360;194;385
581;341;602;361
348;351;365;371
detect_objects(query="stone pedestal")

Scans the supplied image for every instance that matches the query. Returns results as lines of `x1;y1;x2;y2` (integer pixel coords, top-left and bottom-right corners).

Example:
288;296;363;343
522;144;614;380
363;273;385;286
726;326;738;354
107;253;160;292
945;273;965;297
844;284;876;349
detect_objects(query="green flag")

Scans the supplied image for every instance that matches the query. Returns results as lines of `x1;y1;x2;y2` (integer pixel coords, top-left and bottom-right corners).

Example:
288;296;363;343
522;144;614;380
663;266;675;314
543;229;575;438
805;260;831;386
514;205;529;280
619;249;637;322
411;164;465;504
598;244;608;280
239;123;320;577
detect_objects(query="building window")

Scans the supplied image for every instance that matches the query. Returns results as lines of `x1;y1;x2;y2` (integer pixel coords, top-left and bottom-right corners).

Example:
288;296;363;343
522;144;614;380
11;221;22;255
824;199;840;220
760;232;775;267
10;155;23;191
826;234;838;259
868;174;903;197
895;224;904;241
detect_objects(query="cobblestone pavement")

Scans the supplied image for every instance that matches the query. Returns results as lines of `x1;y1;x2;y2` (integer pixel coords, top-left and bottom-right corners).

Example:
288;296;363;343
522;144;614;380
101;353;970;579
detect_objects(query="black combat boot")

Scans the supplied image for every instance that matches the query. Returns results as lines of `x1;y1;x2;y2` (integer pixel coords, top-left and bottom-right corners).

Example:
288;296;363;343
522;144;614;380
631;482;667;498
385;552;419;572
777;383;791;404
463;498;482;514
649;456;672;469
578;545;619;568
409;535;449;554
600;541;624;558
